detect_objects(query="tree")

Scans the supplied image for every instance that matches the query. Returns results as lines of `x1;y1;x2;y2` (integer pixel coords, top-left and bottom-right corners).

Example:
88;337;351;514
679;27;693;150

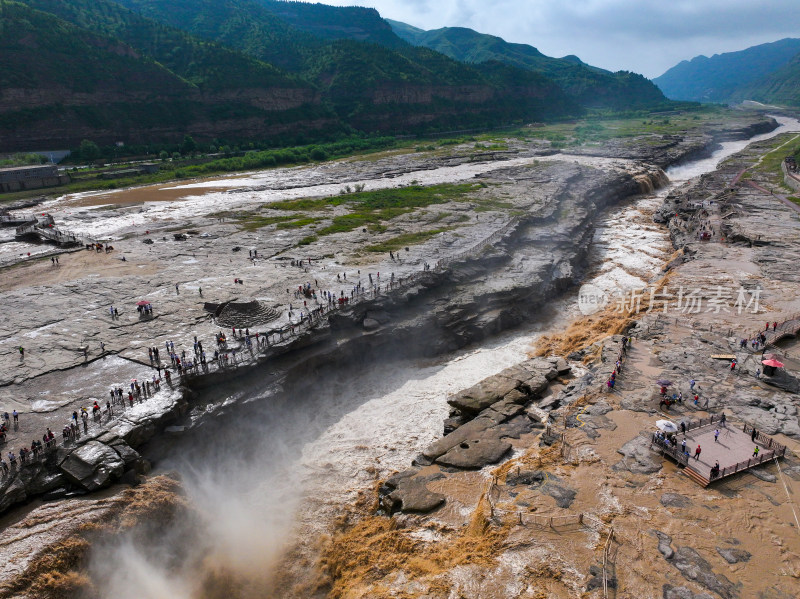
78;139;101;162
181;135;197;155
159;150;169;161
310;147;328;161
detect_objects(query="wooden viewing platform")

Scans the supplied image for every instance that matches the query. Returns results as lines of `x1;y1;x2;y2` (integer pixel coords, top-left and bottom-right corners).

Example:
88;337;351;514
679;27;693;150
13;214;91;247
758;315;800;347
651;416;786;487
0;213;38;226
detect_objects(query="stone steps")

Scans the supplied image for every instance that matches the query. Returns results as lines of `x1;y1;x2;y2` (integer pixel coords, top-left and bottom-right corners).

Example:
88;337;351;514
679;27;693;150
216;300;280;328
683;466;709;487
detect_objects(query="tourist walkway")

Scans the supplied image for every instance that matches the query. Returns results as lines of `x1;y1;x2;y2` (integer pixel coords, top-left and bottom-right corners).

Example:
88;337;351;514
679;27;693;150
651;416;786;487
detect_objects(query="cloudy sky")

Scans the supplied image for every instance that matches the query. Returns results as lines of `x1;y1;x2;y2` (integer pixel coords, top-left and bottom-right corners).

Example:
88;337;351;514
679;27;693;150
316;0;800;78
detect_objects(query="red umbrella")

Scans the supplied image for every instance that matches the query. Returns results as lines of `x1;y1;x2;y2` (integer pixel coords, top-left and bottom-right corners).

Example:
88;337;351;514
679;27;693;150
762;359;784;368
136;300;151;306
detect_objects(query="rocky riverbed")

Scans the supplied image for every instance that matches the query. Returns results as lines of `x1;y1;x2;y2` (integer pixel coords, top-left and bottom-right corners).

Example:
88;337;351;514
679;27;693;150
0;111;793;598
310;117;800;599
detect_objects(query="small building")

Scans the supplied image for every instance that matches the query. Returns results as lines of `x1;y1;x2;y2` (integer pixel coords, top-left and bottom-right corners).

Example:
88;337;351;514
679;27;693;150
0;165;70;193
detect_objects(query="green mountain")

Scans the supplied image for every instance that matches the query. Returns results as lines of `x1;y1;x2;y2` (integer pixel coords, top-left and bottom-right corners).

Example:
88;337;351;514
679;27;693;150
254;0;406;49
734;52;800;107
109;0;317;72
108;0;582;131
1;0;671;153
2;0;336;150
385;21;666;109
653;38;800;104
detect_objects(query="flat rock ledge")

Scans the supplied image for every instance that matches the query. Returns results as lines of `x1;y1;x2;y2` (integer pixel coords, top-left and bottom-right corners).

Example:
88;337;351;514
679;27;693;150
379;356;570;514
0;389;188;513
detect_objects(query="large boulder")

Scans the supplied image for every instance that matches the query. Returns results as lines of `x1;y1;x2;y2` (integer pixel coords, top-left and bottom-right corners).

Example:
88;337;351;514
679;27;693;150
446;357;556;416
379;470;446;514
505;469;576;508
0;477;28;513
436;438;511;469
59;441;125;491
715;547;751;564
669;547;738;599
613;434;663;474
662;585;714;599
660;493;692;509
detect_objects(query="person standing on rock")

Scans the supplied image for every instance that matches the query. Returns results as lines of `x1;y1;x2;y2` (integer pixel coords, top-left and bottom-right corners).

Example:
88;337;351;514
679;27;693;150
175;283;180;294
18;346;24;360
694;445;701;460
689;378;696;391
714;429;720;443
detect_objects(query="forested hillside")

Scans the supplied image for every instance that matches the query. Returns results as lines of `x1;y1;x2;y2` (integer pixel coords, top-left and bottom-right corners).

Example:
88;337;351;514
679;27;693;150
103;0;584;131
386;21;666;109
2;0;672;153
0;1;337;150
733;52;800;107
654;38;800;104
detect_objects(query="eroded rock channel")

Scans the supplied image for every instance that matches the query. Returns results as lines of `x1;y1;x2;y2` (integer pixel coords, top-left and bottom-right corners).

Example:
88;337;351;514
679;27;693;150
0;112;794;599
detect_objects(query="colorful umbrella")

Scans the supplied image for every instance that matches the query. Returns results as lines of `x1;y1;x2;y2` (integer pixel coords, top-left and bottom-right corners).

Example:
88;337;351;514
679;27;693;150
656;379;673;386
136;300;151;306
762;359;784;368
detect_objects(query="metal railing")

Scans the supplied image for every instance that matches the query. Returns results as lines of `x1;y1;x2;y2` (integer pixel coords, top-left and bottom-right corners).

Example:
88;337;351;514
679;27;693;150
651;433;689;466
742;423;787;455
652;421;786;483
434;217;519;272
710;449;778;481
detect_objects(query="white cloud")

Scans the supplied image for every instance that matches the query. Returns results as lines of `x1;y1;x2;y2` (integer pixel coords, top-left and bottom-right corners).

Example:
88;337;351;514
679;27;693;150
314;0;800;77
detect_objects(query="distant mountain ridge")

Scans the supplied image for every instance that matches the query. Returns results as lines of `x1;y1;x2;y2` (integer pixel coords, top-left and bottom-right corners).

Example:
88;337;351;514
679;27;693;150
385;19;666;109
653;38;800;105
1;0;670;152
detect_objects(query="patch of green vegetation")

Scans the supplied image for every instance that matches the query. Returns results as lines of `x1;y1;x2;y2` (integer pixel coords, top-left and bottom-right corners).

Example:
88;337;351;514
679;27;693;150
315;210;405;236
276;217;321;229
237;214;294;231
0;153;48;167
268;183;483;212
750;133;800;179
788;196;800;206
364;228;452;252
473;197;515;212
298;234;318;245
474;142;509;151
